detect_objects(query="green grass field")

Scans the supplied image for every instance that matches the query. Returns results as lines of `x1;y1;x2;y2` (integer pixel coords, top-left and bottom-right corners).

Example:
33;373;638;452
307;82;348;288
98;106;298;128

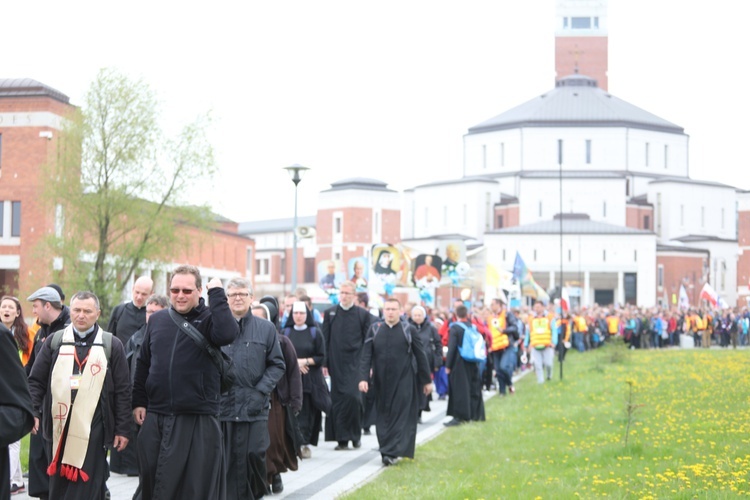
347;344;750;499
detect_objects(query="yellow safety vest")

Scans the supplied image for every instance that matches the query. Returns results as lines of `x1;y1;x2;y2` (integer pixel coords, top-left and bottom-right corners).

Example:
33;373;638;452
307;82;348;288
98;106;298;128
490;313;509;351
529;317;552;348
606;316;619;334
574;315;587;333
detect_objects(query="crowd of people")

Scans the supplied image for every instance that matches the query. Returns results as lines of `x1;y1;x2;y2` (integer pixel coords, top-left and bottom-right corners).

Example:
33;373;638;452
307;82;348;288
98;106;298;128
2;268;747;499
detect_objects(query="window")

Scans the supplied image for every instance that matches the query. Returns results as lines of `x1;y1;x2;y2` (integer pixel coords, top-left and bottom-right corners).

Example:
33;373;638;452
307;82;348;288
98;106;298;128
533;249;537;261
333;252;341;261
643;215;650;230
463;204;467;225
557;139;563;164
255;258;269;275
485;193;491;231
680;205;684;226
245;248;253;276
563;17;568;28
701;206;705;228
603;249;606;261
502;249;506;261
645;143;649;166
500;142;505;167
443;206;448;226
497;214;504;229
571;17;591;29
657;265;664;288
10;202;20;237
280;256;286;279
539;201;543;217
334;216;342;235
482;145;487;169
585;139;592;164
721;208;725;229
634;250;637;262
568;249;572;262
603;201;607;218
303;258;316;283
594;17;599;28
664;145;668;168
55;204;64;238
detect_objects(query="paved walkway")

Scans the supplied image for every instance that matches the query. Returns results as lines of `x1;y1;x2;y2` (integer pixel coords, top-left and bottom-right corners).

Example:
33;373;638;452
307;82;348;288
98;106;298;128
18;373;526;499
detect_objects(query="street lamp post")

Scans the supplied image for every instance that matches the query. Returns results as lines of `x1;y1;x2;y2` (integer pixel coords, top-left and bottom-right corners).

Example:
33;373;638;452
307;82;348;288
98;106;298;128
284;164;310;292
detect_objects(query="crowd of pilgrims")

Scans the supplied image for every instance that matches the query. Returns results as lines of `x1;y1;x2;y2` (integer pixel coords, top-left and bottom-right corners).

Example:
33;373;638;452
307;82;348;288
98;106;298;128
4;278;748;500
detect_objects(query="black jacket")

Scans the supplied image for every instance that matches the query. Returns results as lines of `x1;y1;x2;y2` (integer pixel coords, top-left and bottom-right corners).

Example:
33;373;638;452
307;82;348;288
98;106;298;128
409;318;443;371
26;306;71;375
220;314;285;422
132;288;240;416
28;325;132;446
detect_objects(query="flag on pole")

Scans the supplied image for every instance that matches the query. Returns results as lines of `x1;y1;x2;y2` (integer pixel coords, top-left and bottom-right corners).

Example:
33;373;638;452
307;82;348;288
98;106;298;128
513;252;550;303
561;287;571;313
699;282;721;308
678;284;690;310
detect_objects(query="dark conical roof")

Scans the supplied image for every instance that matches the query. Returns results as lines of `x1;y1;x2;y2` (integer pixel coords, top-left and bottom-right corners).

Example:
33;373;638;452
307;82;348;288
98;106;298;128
468;74;683;135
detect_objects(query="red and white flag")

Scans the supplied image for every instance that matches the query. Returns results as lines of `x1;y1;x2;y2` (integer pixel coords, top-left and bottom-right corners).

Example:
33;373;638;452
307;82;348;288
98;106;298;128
561;287;571;313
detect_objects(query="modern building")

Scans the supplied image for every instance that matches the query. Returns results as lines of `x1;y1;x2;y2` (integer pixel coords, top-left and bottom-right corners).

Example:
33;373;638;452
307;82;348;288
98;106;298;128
242;0;744;309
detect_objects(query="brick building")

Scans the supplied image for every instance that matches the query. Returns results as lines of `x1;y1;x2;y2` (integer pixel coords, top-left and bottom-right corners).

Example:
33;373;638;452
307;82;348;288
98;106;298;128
0;78;253;305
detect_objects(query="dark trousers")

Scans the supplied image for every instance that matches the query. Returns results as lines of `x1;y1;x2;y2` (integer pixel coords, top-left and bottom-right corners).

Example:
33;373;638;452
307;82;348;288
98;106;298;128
222;420;270;500
28;429;49;498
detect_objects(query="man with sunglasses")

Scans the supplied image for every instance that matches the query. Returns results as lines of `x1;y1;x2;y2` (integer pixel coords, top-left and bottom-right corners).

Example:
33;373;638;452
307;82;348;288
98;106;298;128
132;265;239;500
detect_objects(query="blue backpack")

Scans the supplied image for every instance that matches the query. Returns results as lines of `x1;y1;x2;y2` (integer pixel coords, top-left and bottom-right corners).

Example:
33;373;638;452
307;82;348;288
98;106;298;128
455;322;486;363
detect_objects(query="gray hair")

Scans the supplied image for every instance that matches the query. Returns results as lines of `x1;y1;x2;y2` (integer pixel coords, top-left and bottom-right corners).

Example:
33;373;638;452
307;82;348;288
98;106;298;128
70;291;100;310
226;277;253;295
146;294;169;309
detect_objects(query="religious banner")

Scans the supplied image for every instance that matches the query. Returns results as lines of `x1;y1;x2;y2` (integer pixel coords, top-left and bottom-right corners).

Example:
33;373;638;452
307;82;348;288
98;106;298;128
371;244;402;296
412;254;442;307
347;257;369;291
317;259;345;293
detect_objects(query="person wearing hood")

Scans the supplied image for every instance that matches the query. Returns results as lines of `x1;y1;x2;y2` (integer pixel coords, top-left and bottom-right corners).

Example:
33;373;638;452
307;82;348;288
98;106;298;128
257;296;303;495
408;305;442;423
283;301;328;460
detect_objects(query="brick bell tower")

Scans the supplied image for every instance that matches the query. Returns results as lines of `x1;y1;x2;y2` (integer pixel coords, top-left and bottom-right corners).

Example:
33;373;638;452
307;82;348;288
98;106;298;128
555;0;608;90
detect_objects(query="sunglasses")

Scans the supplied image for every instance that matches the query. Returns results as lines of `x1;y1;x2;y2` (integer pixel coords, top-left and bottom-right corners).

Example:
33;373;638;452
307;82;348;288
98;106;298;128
170;288;197;295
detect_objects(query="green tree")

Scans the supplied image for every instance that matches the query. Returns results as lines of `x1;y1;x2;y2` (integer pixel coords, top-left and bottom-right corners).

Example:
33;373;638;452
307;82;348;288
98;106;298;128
45;68;216;317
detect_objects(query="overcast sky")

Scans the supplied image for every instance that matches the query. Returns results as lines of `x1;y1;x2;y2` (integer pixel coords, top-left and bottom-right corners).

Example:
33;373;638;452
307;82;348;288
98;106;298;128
5;1;748;222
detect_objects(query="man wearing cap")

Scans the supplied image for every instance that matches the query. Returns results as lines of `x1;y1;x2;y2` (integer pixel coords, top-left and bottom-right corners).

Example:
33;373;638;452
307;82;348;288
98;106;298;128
220;278;285;499
108;275;153;476
26;285;71;500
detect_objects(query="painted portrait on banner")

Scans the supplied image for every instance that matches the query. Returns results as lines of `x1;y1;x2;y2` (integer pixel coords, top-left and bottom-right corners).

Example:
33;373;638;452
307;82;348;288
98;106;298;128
370;244;402;295
348;257;369;291
412;254;442;288
318;259;345;292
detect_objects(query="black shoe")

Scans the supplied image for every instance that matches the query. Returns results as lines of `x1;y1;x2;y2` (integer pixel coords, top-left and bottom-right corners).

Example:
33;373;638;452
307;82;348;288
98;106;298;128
382;455;398;466
352;439;362;449
335;442;349;451
271;474;284;494
443;418;463;427
363;427;371;435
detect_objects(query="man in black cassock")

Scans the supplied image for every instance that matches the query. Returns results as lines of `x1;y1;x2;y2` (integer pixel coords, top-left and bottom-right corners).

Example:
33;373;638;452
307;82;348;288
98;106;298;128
322;281;372;450
133;266;239;500
108;275;152;476
359;298;432;466
444;304;486;426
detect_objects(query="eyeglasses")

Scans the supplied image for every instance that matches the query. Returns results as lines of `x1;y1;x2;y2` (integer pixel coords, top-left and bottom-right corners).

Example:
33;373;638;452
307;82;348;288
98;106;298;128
339;291;354;296
227;292;250;299
170;288;197;295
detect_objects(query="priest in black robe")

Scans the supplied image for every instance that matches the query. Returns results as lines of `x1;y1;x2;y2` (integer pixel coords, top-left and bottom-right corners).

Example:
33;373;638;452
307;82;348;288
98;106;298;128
322;281;372;450
358;298;432;466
